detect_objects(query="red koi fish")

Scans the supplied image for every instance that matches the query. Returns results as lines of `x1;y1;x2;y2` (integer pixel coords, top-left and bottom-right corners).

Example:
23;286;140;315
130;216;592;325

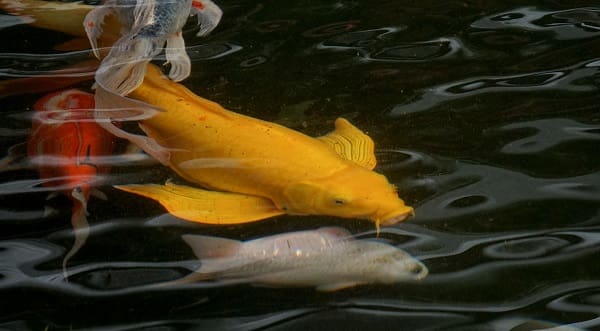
27;89;115;277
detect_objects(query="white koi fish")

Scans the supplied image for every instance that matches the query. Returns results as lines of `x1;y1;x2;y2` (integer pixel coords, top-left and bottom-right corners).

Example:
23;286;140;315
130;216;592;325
176;227;428;291
84;0;222;95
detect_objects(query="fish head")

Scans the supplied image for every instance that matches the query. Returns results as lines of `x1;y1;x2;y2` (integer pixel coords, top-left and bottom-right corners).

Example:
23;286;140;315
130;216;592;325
375;247;429;282
282;166;413;226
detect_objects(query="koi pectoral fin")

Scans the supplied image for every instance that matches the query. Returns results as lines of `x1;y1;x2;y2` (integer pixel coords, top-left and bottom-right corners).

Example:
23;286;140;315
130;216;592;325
165;34;191;82
114;182;285;224
192;0;223;36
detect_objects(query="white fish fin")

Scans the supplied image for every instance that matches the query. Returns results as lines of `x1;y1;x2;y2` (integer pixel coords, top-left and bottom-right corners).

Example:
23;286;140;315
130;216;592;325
150;270;220;288
94;83;171;166
63;191;90;280
43;205;58;218
94;78;163;120
316;281;361;292
100;121;171;166
90;188;108;200
192;0;223;36
83;4;115;59
317;226;353;239
182;234;242;259
132;0;156;30
165;33;191;82
0;142;28;172
46;192;60;200
96;37;163;95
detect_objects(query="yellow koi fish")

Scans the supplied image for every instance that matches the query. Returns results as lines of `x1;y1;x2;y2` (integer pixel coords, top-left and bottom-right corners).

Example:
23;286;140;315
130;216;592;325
96;65;414;228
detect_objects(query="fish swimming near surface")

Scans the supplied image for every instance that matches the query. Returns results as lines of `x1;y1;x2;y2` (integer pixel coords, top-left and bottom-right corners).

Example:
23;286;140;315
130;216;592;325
84;0;222;95
27;89;116;276
0;0;222;93
95;64;414;229
172;227;428;291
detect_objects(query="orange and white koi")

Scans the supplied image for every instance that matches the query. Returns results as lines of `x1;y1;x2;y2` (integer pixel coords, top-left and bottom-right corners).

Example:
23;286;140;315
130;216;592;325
27;89;116;276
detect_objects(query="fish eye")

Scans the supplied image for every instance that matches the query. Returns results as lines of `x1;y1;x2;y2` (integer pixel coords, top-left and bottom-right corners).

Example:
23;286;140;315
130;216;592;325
411;264;423;274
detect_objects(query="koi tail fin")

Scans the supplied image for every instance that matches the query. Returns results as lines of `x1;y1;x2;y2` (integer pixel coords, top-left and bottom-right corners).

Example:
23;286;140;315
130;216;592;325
96;37;163;96
62;187;90;280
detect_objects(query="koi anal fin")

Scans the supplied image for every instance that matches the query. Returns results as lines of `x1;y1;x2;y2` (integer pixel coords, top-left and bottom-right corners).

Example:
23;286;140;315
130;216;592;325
115;182;285;224
318;118;377;170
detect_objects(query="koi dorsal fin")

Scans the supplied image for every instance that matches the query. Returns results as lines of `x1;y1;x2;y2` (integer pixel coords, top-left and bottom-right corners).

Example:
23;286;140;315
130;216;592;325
317;118;377;170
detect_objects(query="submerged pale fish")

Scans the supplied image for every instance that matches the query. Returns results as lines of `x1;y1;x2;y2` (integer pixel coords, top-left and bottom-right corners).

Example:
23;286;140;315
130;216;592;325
176;227;428;291
84;0;222;95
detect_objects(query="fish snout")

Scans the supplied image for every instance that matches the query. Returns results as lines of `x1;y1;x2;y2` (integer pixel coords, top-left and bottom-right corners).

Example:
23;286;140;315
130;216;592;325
408;260;428;280
375;206;414;226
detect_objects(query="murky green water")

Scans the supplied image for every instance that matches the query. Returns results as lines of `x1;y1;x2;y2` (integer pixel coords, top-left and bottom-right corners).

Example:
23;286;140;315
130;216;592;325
1;1;600;330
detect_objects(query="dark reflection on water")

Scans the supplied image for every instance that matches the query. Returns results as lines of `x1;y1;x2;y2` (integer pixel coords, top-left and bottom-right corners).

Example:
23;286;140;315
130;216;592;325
1;1;600;330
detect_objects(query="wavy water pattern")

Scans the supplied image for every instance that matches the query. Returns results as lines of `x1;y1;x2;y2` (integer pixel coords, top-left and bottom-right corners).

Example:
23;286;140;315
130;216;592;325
1;1;600;330
496;119;600;154
390;58;600;115
471;7;600;40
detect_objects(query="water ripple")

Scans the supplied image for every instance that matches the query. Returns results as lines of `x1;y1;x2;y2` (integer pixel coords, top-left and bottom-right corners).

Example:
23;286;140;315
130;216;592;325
366;37;469;63
495;118;600;154
0;13;32;29
471;7;600;40
412;160;600;222
186;42;243;61
390;58;600;115
316;26;472;63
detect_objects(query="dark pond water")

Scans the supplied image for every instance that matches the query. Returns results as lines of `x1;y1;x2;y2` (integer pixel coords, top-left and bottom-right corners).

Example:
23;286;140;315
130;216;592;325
1;0;600;330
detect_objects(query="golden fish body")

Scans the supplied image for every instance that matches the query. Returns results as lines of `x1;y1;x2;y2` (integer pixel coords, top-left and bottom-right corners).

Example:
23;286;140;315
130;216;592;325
133;73;347;199
100;65;413;226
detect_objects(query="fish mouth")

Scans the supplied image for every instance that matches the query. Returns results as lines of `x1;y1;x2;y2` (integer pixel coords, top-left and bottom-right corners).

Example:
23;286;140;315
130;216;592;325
410;262;429;280
377;207;415;226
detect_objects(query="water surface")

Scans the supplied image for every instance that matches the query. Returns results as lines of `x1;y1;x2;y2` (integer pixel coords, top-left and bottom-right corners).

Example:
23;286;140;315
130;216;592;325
1;1;600;330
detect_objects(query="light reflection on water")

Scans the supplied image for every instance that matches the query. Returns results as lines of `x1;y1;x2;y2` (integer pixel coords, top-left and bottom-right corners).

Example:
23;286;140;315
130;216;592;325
1;1;600;330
